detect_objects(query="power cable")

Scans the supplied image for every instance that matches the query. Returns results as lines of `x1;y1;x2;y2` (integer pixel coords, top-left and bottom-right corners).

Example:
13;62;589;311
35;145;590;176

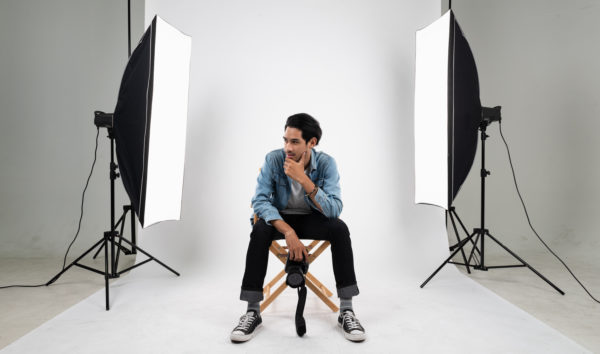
498;121;599;304
0;128;100;289
62;127;100;270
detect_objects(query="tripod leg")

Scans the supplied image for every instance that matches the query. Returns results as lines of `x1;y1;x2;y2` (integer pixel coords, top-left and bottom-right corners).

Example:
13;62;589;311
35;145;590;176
129;206;137;254
467;232;482;267
47;238;105;286
117;237;180;276
421;231;477;288
452;210;481;263
485;232;564;295
115;235;123;272
93;243;104;259
449;212;470;273
114;212;127;271
104;232;110;310
111;232;116;277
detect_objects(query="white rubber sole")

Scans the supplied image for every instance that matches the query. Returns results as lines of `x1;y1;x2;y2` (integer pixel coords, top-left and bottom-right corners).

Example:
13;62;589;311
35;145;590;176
338;321;366;342
230;323;262;343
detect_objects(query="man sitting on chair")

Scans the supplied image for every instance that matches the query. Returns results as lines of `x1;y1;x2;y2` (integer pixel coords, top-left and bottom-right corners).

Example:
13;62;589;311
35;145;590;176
230;113;365;342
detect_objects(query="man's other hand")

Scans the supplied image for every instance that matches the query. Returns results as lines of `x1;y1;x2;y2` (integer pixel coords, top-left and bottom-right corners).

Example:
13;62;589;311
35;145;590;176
284;230;309;261
284;151;308;183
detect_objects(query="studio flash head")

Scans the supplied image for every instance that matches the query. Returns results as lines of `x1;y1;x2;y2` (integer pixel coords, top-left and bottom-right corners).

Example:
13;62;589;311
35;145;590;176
481;106;502;125
94;111;114;129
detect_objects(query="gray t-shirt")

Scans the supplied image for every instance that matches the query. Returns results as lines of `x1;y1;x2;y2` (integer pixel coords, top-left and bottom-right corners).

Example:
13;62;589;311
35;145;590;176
281;169;312;215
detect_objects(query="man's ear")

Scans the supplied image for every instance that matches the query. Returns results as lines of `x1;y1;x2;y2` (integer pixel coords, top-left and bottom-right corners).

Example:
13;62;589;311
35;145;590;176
308;137;317;148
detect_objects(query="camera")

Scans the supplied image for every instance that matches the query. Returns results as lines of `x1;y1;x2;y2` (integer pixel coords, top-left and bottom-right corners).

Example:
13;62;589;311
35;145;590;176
285;254;309;337
285;255;309;288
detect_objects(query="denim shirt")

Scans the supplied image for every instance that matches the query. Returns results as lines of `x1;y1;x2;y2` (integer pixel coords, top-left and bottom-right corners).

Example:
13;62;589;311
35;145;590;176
251;148;343;224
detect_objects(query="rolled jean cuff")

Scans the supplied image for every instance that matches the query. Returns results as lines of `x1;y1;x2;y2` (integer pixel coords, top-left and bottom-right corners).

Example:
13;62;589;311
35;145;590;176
240;289;264;303
337;284;359;298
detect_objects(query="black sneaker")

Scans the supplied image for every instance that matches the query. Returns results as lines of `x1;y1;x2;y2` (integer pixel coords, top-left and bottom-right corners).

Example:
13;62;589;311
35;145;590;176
337;309;366;342
230;310;262;342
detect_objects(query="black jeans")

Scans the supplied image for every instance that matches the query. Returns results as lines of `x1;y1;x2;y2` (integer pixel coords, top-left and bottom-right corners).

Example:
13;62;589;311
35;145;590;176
240;211;359;303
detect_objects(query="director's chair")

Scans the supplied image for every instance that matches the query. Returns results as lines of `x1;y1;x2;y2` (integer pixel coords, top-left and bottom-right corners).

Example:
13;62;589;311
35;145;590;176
252;214;339;313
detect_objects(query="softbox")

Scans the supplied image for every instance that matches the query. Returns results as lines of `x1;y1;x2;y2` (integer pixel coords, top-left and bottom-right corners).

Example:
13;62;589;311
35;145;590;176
113;15;192;228
414;10;481;210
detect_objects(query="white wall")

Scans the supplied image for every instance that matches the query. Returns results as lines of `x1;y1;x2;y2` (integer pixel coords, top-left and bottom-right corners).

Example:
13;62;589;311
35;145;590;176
0;0;144;258
139;0;449;282
5;0;594;287
447;1;600;261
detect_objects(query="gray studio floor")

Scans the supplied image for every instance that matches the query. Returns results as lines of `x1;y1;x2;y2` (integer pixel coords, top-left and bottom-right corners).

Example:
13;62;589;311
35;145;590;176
0;253;595;353
455;249;600;352
0;257;135;350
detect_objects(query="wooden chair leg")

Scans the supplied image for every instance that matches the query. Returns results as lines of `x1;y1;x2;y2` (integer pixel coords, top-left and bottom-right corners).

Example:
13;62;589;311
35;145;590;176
265;269;286;289
305;276;339;312
264;269;286;298
261;240;338;313
261;281;287;312
306;272;334;297
308;241;330;263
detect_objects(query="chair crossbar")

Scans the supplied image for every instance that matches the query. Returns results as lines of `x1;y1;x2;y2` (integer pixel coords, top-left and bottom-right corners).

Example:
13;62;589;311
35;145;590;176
261;239;338;313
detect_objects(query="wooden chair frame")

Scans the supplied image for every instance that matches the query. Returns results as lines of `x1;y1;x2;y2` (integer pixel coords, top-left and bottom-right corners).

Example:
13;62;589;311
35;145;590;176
261;239;339;313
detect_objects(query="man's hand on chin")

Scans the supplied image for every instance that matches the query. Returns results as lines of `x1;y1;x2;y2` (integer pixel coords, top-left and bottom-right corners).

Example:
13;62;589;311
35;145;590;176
284;151;308;183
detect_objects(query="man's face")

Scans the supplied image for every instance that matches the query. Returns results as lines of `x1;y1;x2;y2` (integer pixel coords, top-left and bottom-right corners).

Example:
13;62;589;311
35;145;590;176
283;127;311;163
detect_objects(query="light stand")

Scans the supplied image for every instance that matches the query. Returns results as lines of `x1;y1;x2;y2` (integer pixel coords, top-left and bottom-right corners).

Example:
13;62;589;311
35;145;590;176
445;206;478;274
47;111;180;310
420;107;564;295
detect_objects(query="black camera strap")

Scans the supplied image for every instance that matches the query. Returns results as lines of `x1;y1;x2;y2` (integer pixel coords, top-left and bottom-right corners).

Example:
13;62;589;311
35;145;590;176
295;282;307;337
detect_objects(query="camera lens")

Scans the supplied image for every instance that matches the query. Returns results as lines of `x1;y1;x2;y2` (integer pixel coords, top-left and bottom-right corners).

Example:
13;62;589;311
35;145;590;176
287;272;304;288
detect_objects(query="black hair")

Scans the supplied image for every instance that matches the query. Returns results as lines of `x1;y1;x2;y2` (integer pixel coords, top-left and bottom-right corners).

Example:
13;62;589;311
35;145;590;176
284;113;322;145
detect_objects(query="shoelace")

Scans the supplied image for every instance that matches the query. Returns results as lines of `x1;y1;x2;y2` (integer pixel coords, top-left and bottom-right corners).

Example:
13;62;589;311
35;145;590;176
342;311;363;331
235;313;256;331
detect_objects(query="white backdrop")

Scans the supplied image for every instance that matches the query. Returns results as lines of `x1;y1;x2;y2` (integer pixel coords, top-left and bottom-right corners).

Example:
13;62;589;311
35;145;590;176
138;0;450;285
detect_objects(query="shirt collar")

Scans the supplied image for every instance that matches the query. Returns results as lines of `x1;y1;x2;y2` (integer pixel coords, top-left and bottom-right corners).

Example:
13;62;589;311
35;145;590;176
308;148;317;172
